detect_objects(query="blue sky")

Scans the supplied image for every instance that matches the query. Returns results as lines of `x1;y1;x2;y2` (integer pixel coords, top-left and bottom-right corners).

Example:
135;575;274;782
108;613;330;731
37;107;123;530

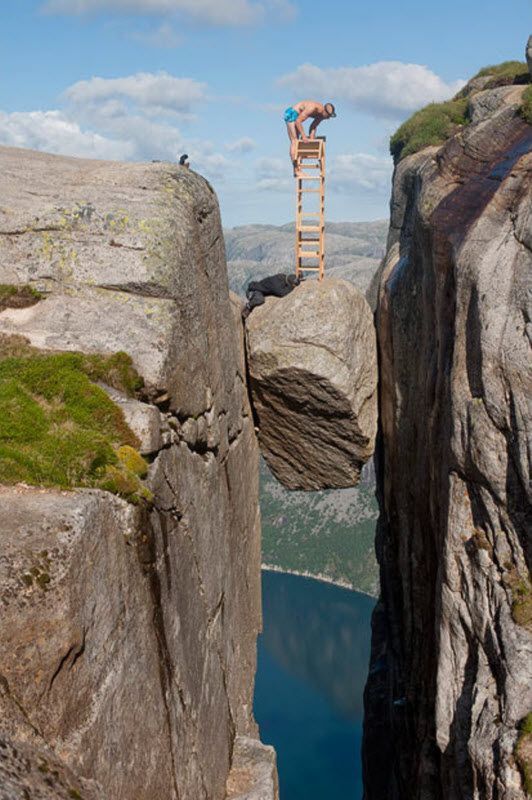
1;1;530;226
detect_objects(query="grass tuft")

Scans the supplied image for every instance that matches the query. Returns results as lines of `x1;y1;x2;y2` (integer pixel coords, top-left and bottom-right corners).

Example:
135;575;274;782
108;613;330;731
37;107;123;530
516;713;532;796
473;60;530;86
520;85;532;125
99;464;153;505
116;445;148;477
390;98;469;164
0;335;151;504
390;60;531;164
0;284;42;312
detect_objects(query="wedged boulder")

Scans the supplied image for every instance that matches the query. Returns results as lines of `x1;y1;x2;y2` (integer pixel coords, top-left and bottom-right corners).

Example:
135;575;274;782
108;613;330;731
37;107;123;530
245;278;377;490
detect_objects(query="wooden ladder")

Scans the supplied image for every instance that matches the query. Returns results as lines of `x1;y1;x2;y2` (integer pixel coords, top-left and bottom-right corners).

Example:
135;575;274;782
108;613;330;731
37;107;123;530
295;137;325;281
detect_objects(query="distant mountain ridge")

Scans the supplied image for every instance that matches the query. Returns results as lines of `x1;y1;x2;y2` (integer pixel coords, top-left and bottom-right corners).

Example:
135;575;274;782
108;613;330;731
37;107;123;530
225;219;388;301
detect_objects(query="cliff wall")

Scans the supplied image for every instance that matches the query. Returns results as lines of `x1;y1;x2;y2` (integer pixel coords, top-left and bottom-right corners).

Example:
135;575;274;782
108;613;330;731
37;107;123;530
0;147;276;800
364;80;532;798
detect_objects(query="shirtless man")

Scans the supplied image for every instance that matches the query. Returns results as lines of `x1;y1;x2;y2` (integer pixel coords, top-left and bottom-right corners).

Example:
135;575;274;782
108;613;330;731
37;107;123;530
284;100;337;174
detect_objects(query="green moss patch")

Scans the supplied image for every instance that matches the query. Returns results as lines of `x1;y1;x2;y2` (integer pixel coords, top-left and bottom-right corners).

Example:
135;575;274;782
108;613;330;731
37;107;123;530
0;335;151;504
0;336;143;396
520;85;532;124
0;284;42;312
116;445;149;477
511;576;532;631
390;60;531;164
516;713;532;795
474;60;530;87
390;97;469;164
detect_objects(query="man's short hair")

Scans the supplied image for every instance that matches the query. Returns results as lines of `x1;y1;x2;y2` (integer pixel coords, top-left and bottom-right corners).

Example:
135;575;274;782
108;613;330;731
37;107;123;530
324;103;337;117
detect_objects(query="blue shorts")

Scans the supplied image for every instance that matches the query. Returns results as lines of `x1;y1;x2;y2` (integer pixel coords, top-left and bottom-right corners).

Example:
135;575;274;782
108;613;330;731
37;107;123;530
284;106;299;123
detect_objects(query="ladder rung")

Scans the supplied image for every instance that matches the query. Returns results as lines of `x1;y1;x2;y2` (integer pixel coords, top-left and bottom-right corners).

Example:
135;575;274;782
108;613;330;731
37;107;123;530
298;250;320;257
301;212;321;217
299;238;320;243
299;189;322;194
298;164;320;169
299;226;321;232
298;176;321;180
297;266;321;271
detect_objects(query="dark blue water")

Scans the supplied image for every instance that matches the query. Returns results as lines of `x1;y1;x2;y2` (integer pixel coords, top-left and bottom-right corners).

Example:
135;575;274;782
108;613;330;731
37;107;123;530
254;570;375;800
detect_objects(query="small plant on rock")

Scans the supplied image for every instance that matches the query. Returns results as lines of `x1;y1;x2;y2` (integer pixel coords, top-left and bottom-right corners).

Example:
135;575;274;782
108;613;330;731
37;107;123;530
474;60;530;87
515;713;532;796
0;284;42;312
519;85;532;125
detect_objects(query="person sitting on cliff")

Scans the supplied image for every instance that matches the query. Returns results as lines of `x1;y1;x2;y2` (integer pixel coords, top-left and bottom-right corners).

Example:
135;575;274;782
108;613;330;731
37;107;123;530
242;273;303;320
284;100;337;175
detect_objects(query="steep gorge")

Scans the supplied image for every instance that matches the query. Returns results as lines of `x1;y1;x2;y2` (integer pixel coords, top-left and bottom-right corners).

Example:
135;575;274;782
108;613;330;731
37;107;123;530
0;57;531;800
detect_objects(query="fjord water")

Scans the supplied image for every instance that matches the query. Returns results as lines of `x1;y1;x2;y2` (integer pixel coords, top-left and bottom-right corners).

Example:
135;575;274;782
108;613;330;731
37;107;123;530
254;570;375;800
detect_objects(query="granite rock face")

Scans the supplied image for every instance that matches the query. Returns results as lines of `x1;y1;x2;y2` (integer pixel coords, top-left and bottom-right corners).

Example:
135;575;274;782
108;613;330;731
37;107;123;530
0;147;272;800
226;737;279;800
0;146;237;413
245;278;378;490
363;83;532;798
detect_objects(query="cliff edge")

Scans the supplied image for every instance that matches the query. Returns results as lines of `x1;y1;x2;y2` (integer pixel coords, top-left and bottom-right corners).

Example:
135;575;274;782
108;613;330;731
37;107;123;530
0;147;276;800
363;65;532;798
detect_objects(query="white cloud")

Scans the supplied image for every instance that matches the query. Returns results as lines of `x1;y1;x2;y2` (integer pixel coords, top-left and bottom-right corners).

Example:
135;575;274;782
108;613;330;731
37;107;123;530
64;72;206;117
255;156;291;192
253;152;392;195
189;150;231;178
329;153;392;193
225;136;256;153
129;22;182;47
0;110;133;160
42;0;297;26
257;156;286;175
0;68;233;187
278;61;465;119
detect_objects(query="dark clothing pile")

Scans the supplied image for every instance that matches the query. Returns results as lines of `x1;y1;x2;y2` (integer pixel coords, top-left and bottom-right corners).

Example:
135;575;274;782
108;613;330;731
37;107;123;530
243;273;301;318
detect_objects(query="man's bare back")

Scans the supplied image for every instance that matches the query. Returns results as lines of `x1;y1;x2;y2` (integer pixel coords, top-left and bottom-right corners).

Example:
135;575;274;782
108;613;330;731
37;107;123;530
284;99;337;174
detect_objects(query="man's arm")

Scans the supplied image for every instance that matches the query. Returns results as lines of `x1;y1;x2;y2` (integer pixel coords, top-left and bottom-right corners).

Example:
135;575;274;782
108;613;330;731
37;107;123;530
295;110;312;141
308;117;321;139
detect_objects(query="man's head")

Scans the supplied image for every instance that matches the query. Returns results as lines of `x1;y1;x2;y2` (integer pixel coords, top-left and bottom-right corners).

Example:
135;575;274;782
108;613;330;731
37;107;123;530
287;273;303;288
323;103;337;119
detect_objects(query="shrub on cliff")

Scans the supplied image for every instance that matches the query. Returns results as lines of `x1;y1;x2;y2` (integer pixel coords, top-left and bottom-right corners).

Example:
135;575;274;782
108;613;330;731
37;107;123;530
520;85;532;124
474;60;530;87
515;713;532;796
390;98;469;163
390;60;530;163
0;284;42;312
0;336;151;503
